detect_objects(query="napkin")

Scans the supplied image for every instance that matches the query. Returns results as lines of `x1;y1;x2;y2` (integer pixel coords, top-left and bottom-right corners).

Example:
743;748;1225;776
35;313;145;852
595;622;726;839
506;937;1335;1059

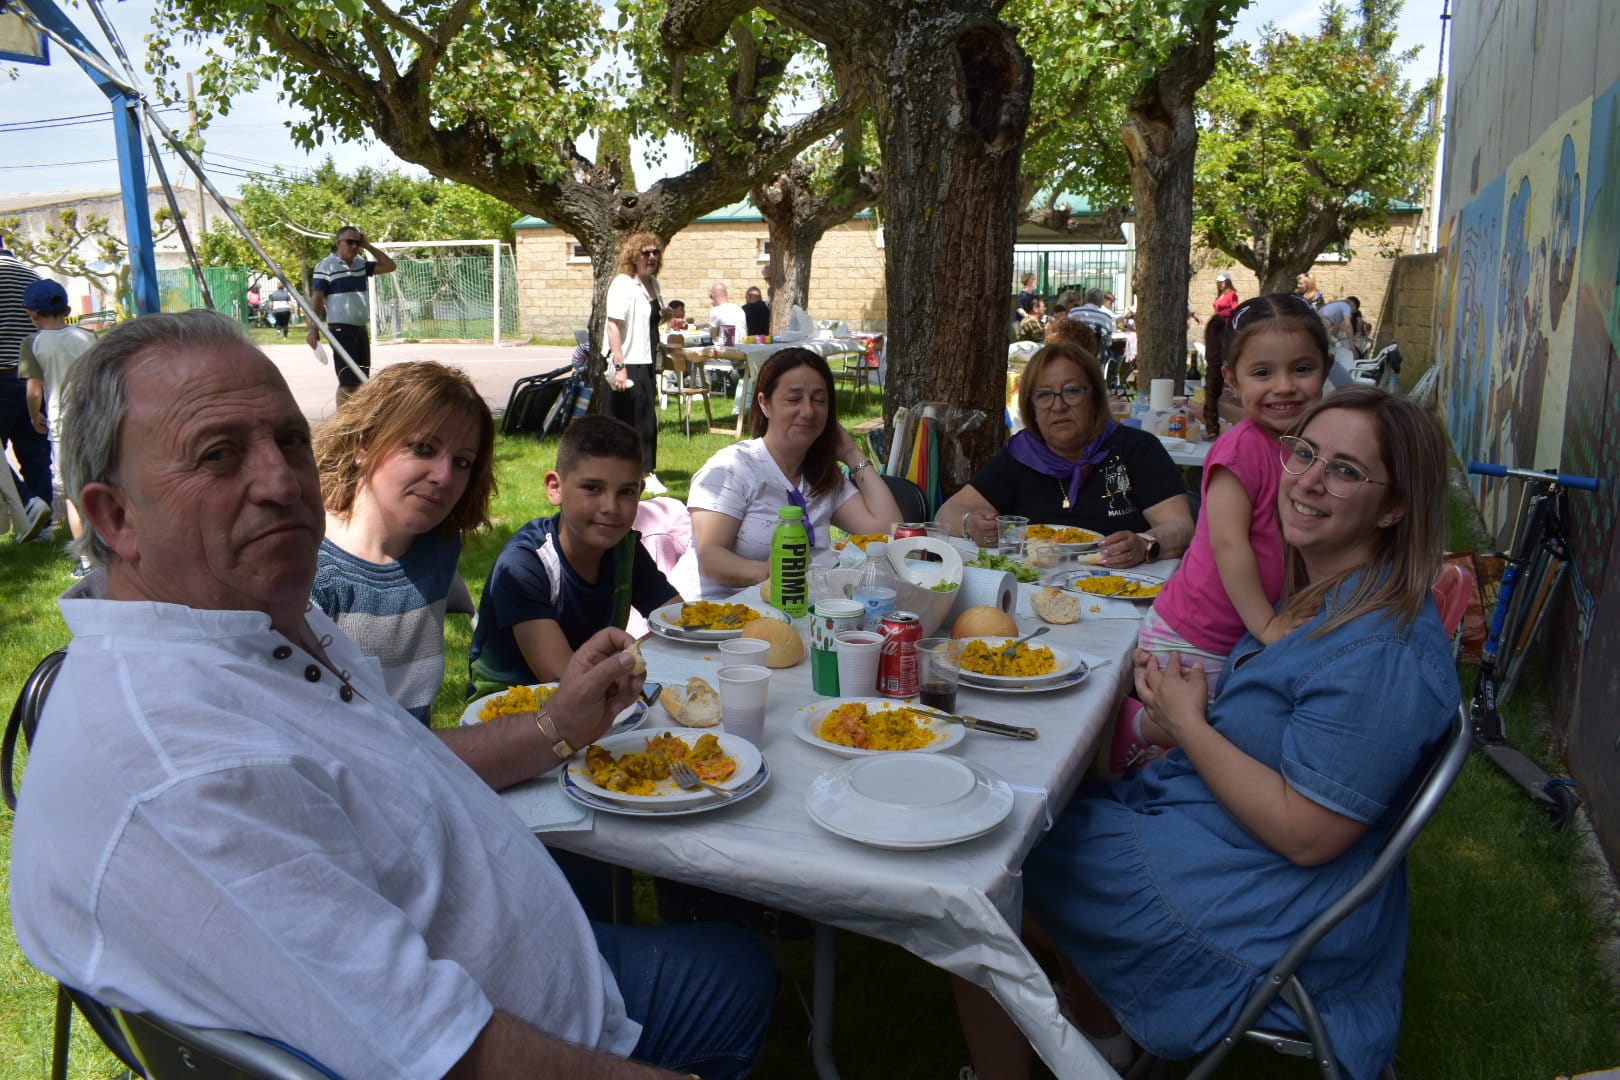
502;774;594;833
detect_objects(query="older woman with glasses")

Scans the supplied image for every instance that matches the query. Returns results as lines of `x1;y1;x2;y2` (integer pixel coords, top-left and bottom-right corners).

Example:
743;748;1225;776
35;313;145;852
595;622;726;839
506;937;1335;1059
605;231;674;493
939;341;1193;568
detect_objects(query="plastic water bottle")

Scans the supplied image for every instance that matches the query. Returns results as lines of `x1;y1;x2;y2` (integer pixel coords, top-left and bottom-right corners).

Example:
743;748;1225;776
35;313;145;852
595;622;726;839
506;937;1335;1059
770;505;810;617
852;541;901;630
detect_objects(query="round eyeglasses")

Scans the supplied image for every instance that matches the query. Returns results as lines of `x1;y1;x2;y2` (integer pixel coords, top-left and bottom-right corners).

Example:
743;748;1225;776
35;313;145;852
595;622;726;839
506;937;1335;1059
1277;435;1386;497
1032;384;1092;410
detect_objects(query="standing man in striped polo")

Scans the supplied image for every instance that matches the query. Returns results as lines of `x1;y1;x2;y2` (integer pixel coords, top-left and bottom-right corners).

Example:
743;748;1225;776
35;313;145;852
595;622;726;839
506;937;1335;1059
307;225;397;408
0;234;54;541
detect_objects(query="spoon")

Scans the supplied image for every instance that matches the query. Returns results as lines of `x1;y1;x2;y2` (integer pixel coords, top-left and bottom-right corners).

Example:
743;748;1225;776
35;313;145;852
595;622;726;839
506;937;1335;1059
999;625;1051;659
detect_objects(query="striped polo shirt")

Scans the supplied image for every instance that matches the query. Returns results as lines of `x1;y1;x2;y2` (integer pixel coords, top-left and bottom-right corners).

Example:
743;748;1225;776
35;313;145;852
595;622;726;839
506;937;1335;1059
311;253;375;327
0;254;42;368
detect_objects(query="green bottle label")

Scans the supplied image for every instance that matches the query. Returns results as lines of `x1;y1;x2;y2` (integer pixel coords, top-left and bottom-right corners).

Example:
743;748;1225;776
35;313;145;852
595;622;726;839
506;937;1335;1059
770;513;810;617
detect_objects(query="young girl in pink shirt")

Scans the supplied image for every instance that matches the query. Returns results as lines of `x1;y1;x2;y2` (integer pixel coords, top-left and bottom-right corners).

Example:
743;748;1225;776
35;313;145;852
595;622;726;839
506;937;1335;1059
1111;293;1331;773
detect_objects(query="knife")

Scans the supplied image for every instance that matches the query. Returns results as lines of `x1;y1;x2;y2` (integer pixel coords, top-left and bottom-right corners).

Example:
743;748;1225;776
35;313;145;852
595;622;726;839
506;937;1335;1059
939;713;1039;740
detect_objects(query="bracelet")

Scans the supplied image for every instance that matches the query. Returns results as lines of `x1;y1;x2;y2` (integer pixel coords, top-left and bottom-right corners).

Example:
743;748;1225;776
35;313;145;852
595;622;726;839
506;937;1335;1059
962;512;974;541
535;709;575;760
848;459;871;481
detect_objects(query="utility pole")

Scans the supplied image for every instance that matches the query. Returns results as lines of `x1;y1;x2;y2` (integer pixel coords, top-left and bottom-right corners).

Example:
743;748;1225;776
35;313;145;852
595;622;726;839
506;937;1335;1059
186;71;206;234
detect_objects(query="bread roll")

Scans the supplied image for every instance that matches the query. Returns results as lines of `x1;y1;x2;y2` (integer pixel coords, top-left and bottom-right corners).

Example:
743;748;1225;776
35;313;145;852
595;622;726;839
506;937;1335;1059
741;617;805;668
1031;586;1081;625
625;641;647;675
952;605;1019;639
660;677;722;727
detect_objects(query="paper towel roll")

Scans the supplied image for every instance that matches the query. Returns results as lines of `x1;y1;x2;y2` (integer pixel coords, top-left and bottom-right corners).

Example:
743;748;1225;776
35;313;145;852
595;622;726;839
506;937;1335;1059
946;566;1018;625
1150;378;1176;412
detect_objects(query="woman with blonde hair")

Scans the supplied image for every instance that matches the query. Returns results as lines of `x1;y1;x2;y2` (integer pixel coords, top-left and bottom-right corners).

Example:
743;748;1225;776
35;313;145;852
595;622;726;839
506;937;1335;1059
313;361;496;724
605;230;672;492
938;340;1194;568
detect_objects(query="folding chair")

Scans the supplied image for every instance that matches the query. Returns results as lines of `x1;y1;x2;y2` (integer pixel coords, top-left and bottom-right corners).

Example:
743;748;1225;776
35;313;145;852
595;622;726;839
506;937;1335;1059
1127;703;1473;1080
660;343;716;438
5;651;339;1080
836;336;882;406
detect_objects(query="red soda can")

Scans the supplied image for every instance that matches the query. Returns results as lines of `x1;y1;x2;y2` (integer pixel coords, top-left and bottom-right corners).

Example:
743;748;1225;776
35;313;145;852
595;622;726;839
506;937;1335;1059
877;611;923;697
892;523;929;539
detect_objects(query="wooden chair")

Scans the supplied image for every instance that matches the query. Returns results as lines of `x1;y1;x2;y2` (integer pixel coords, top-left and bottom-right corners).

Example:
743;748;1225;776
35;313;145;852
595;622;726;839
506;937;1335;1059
837;336;882;406
662;342;717;438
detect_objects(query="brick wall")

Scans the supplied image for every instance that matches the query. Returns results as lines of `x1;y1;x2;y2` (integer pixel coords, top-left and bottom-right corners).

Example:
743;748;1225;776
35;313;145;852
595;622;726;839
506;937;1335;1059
515;219;888;339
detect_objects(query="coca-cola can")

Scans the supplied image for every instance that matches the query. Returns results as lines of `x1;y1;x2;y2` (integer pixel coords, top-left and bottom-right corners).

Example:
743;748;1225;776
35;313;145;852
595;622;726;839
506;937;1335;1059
892;522;929;539
877;610;923;697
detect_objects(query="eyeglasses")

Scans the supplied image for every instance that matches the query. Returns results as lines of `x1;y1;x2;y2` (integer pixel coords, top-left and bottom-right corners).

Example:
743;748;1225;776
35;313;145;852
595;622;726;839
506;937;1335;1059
1278;435;1387;497
1230;292;1320;332
640;247;662;257
1032;384;1092;409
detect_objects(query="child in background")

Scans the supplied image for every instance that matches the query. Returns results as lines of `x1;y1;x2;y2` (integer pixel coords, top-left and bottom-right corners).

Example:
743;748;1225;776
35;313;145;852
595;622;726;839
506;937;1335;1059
1111;293;1331;773
312;361;497;725
468;415;680;696
19;280;98;567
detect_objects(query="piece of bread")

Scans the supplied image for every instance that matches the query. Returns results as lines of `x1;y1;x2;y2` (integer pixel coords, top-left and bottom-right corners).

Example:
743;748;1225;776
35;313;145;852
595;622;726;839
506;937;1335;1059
1031;585;1081;625
660;677;722;728
952;605;1019;638
741;617;805;668
625;641;648;675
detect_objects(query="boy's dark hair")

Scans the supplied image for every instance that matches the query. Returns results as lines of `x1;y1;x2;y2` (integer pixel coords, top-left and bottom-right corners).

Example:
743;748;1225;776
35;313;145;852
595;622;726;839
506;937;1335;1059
556;414;645;476
668;299;685;310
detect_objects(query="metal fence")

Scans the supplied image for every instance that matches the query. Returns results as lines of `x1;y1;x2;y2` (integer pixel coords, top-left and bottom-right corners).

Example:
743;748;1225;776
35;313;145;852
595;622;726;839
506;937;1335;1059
155;266;256;321
1013;248;1134;303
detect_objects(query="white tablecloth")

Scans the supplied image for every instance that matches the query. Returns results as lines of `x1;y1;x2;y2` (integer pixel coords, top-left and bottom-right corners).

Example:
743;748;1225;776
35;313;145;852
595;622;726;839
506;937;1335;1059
506;565;1180;1078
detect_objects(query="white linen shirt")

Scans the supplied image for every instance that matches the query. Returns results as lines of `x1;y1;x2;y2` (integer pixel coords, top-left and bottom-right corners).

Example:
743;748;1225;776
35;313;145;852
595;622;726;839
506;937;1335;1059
9;599;639;1080
706;301;747;342
686;438;856;599
606;272;658;367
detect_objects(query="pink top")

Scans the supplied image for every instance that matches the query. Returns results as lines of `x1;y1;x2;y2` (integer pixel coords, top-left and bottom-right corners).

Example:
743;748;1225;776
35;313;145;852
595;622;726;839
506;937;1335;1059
1150;419;1286;656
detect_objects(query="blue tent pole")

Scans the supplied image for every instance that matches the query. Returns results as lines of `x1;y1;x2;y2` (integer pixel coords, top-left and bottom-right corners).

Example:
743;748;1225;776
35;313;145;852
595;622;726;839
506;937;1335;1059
18;0;159;314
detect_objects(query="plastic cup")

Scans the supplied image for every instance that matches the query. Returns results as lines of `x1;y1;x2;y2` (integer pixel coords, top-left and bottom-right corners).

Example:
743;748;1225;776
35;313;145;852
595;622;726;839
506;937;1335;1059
916;637;963;715
810;599;865;696
996;515;1030;557
834;630;884;697
717;665;771;745
718;638;772;668
722;323;736;346
922;523;948;542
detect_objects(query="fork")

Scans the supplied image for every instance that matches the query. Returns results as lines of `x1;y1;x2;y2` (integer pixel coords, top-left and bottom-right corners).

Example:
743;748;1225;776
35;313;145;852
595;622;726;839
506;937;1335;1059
668;760;739;800
1000;625;1050;659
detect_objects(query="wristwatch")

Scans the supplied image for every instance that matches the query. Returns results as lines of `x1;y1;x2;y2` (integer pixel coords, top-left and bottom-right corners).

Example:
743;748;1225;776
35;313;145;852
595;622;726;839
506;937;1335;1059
535;710;575;759
1139;534;1161;562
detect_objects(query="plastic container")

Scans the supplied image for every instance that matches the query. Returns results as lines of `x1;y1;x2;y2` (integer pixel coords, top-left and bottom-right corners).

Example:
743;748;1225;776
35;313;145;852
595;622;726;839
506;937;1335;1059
769;505;810;617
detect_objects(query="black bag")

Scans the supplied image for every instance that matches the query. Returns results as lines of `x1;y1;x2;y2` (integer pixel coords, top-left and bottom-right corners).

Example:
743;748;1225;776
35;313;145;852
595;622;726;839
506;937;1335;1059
501;367;574;436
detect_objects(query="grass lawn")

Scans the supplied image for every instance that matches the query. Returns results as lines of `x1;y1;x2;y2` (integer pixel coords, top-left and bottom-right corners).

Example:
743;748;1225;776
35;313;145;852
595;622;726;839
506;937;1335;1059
1;395;1616;1078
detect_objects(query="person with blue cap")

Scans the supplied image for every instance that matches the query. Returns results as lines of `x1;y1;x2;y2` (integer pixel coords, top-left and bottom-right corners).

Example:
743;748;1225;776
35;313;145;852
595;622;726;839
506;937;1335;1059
21;278;98;570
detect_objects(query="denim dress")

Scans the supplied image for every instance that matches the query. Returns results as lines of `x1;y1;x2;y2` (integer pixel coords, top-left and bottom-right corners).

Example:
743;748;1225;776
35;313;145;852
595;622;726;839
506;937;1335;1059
1026;587;1460;1080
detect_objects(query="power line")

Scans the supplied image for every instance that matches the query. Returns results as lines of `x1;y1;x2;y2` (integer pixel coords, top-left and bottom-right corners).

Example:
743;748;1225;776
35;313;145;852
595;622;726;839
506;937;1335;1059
0;107;184;133
0;157;122;171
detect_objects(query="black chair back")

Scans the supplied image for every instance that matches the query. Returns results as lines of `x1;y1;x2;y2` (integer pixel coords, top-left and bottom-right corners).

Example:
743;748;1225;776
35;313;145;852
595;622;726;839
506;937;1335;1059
882;474;929;523
116;1010;339;1079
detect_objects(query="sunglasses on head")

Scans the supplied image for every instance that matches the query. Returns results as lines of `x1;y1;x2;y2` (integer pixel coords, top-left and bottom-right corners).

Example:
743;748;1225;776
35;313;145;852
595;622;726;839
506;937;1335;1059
1229;292;1320;332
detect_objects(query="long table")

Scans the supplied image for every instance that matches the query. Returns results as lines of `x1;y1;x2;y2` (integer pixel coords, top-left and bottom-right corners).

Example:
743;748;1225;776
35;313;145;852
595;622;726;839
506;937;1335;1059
505;563;1178;1078
696;337;866;436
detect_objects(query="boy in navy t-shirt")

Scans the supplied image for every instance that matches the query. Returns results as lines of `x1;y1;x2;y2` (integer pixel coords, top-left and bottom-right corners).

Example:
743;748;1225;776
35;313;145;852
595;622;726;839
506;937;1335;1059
468;416;679;696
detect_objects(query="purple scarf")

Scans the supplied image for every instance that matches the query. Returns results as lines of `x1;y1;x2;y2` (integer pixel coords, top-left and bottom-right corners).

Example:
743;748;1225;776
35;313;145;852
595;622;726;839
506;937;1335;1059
1006;424;1118;509
785;487;816;546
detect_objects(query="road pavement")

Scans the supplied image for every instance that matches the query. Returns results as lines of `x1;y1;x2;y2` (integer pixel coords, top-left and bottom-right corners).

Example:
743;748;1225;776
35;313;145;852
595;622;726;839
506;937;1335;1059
261;340;575;422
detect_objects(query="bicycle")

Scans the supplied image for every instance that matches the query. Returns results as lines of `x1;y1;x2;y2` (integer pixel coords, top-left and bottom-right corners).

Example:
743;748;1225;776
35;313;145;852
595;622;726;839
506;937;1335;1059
1465;462;1600;828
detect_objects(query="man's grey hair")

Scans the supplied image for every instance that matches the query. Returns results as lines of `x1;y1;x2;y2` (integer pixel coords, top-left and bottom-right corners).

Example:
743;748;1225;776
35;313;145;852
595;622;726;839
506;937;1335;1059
63;310;255;567
1084;288;1106;306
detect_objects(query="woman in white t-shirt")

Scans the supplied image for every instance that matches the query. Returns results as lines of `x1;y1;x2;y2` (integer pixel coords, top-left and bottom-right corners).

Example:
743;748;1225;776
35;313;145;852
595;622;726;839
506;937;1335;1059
605;231;671;491
686;348;902;599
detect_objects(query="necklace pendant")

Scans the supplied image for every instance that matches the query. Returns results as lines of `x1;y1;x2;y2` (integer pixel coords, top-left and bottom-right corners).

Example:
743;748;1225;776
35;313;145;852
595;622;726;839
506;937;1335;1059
1061;494;1071;510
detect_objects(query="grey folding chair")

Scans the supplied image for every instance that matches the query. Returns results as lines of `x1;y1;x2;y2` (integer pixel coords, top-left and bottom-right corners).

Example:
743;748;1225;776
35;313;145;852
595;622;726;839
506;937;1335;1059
1128;703;1473;1080
5;650;339;1080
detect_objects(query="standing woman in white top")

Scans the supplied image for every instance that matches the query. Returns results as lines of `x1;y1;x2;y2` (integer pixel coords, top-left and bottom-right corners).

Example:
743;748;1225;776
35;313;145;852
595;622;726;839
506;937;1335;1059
604;231;671;493
686;348;902;599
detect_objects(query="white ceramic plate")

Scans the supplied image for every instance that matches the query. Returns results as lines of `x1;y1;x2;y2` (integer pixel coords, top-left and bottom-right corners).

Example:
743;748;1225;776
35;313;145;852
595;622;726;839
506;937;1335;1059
1060;567;1166;603
648;601;788;642
1026;523;1104;552
958;666;1090;695
954;636;1086;687
566;727;763;806
459;683;647;735
560;757;771;817
805;755;1015;850
792;698;965;758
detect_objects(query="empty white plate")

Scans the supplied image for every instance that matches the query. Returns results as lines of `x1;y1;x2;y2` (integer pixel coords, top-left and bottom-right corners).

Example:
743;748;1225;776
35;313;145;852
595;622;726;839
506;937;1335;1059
805;755;1015;850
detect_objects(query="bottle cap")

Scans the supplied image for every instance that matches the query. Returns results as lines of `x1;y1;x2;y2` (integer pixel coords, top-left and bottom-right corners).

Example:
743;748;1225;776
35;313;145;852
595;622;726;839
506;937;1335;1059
778;505;804;520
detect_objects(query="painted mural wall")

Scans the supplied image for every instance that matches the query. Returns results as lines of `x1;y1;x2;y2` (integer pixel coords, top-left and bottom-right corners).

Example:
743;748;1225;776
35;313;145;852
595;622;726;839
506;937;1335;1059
1432;0;1620;860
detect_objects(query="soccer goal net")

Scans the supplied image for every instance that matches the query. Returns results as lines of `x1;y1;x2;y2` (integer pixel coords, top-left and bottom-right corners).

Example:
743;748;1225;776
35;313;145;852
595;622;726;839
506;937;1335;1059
371;240;520;345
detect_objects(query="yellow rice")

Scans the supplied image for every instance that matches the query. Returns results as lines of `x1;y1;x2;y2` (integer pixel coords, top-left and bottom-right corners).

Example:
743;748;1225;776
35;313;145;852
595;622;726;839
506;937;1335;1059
478;683;559;723
960;639;1057;677
818;702;939;751
1072;575;1162;599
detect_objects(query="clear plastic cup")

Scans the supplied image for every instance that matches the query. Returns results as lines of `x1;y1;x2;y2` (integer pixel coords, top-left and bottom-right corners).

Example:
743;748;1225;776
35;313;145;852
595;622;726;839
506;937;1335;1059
996;515;1030;557
916;637;963;715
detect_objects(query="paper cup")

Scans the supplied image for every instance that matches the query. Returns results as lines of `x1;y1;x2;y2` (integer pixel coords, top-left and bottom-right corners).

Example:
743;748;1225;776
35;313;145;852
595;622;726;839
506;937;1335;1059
834;630;884;698
811;599;865;696
717;665;771;745
718;638;772;668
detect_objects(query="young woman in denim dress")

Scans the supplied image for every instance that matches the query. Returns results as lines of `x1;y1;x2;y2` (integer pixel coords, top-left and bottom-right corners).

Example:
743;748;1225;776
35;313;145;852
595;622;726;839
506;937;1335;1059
958;387;1460;1079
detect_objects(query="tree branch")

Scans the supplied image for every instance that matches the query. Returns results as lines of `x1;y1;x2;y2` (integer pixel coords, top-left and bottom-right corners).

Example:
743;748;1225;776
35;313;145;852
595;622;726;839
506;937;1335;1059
262;10;372;100
356;0;433;57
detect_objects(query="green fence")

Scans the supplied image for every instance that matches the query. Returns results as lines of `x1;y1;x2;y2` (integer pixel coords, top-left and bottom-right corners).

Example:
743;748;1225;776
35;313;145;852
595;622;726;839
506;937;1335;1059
155;266;257;323
1013;248;1134;302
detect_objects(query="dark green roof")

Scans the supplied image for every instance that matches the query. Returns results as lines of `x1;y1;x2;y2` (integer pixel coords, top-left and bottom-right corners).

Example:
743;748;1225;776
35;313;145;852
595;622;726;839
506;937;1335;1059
514;197;876;230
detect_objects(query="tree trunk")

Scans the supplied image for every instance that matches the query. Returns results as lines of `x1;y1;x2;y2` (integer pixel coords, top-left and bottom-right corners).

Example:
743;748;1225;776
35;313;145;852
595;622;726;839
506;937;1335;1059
753;157;881;335
872;16;1031;481
1121;28;1222;387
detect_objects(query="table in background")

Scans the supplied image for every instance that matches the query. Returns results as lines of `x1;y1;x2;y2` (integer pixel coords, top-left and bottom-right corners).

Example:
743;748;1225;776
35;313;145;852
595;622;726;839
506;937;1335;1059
704;338;866;436
509;566;1180;1079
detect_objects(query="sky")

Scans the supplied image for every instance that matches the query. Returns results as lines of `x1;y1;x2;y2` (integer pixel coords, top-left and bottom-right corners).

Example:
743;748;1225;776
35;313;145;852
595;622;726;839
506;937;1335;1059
0;0;1452;202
